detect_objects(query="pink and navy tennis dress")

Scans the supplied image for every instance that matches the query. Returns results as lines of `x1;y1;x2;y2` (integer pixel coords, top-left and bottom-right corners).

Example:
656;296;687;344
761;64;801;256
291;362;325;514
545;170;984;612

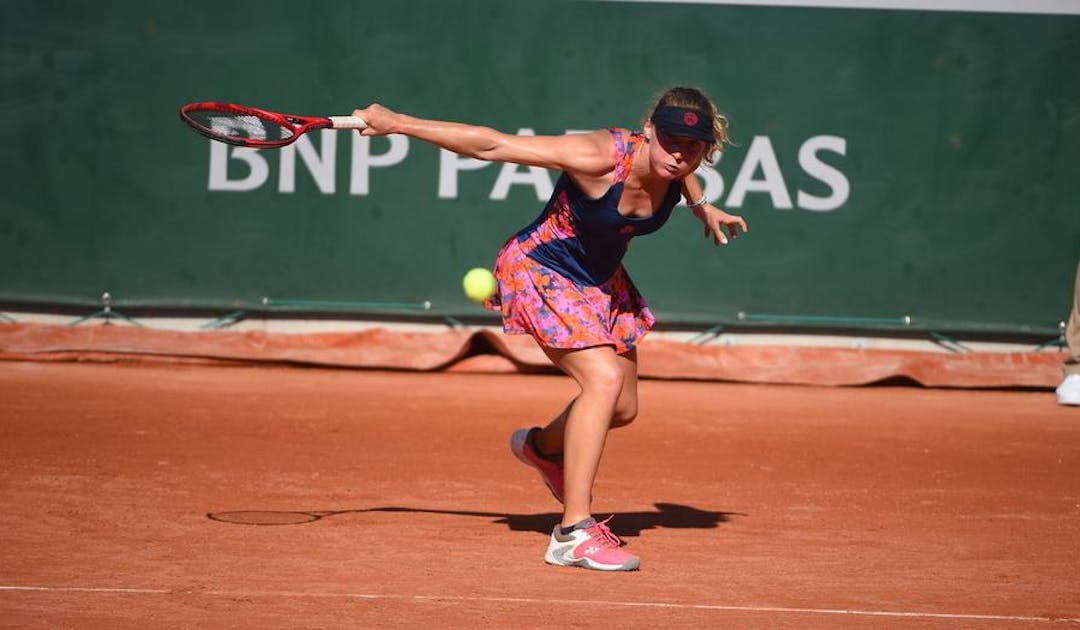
484;128;681;354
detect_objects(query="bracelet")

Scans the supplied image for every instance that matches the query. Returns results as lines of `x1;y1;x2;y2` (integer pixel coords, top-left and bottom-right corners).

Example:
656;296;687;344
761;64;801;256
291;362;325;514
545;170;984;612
687;195;708;209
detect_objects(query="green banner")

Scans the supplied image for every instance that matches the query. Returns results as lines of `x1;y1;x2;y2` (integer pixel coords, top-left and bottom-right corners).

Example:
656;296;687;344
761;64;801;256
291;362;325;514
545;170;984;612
2;0;1078;333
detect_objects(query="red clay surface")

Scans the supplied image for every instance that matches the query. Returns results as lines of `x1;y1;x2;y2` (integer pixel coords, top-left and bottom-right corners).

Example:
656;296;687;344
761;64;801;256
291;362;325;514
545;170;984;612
1;360;1078;628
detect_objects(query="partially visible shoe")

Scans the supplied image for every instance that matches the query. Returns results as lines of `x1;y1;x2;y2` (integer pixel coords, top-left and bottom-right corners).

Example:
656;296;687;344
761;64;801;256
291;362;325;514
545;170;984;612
544;516;640;571
1058;374;1080;406
510;427;564;503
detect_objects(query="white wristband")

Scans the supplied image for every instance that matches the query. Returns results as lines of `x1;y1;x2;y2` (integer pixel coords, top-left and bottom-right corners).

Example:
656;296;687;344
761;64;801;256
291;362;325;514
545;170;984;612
687;195;708;209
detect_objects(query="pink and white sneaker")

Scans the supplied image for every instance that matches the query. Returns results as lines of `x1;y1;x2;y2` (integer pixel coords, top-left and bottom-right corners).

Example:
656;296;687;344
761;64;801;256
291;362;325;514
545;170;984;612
544;516;640;571
510;427;564;503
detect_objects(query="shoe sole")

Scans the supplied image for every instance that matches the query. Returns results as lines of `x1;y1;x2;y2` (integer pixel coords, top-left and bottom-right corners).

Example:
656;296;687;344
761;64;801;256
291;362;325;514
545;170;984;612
509;429;564;503
544;550;640;572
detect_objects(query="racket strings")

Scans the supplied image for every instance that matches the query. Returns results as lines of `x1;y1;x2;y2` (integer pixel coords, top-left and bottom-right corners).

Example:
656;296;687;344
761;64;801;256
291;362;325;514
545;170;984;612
187;110;295;144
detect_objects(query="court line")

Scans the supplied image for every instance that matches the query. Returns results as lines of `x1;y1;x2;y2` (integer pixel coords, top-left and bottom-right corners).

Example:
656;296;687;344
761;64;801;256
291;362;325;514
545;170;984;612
2;585;1078;624
0;586;169;595
598;0;1080;16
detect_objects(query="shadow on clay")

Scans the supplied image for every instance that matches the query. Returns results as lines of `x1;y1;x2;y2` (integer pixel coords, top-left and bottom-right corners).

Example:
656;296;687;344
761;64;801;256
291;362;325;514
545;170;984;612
207;502;744;537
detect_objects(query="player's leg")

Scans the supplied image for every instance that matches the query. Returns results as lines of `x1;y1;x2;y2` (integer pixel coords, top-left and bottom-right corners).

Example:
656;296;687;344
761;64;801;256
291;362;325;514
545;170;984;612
610;348;639;428
540;345;625;526
1058;259;1080;405
511;348;639;504
538;345;640;571
532;348;638;456
529;400;573;458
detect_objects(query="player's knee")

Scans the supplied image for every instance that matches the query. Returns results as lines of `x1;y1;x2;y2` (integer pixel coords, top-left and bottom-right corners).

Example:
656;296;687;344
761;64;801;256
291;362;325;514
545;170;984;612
611;401;638;428
610;380;639;427
583;369;626;414
583;363;624;402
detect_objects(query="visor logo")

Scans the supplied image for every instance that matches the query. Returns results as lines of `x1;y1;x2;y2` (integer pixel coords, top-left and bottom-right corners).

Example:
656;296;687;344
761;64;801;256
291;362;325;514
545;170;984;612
683;111;700;127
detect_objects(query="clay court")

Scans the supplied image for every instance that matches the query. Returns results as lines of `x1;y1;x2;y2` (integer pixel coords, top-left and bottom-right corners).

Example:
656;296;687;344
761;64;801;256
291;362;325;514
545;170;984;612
2;358;1077;628
5;0;1079;627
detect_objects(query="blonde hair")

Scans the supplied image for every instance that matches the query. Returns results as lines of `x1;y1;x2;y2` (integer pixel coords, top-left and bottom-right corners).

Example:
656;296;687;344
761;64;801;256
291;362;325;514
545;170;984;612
646;86;731;163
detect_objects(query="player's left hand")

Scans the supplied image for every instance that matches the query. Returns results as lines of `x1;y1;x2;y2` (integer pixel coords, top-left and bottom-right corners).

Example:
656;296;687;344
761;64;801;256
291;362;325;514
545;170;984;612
692;203;748;246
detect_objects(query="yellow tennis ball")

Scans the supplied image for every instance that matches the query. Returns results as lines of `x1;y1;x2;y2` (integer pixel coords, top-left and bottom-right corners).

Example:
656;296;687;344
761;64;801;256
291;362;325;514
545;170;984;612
462;267;497;302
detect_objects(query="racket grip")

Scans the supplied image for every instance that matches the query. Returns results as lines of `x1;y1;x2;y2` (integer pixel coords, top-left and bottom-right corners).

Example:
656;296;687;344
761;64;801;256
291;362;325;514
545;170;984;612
329;115;367;130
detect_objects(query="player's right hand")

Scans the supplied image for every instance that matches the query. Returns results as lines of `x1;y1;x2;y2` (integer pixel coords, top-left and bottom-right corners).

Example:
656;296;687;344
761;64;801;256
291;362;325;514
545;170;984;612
353;104;398;136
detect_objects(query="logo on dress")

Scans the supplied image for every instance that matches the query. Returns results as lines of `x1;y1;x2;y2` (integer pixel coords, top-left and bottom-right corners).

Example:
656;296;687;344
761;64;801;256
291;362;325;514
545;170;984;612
620;226;635;235
683;111;700;127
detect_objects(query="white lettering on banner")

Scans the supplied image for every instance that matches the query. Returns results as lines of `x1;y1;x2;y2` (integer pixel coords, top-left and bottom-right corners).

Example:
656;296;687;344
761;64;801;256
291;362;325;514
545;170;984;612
797;135;849;211
350;135;409;195
208;143;268;191
490;129;555;201
698;135;850;211
204;129;851;211
691;160;725;205
207;114;271;192
437;128;555;200
726;136;794;209
438;150;488;198
279;130;337;194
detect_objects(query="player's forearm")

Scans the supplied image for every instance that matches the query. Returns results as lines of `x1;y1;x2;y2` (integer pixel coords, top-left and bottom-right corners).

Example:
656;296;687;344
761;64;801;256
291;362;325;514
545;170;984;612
682;173;707;206
391;114;503;160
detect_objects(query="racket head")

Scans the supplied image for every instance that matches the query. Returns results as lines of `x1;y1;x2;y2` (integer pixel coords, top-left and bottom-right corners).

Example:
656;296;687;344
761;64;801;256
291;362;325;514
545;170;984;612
179;102;332;148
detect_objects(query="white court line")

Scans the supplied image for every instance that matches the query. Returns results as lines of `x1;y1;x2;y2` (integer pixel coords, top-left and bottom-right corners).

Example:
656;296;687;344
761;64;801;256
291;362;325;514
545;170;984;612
3;585;1078;624
0;586;169;594
595;0;1080;16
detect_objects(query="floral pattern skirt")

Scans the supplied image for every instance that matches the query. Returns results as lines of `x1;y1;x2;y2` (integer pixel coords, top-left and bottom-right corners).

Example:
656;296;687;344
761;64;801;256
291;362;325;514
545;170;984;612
484;238;655;355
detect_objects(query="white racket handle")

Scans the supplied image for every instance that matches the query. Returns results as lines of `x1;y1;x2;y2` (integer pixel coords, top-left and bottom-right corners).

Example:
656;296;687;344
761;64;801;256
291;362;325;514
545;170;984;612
328;115;368;130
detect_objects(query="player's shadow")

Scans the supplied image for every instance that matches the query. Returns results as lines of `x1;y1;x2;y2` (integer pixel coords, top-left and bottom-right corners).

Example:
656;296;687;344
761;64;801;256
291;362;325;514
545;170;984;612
207;502;742;537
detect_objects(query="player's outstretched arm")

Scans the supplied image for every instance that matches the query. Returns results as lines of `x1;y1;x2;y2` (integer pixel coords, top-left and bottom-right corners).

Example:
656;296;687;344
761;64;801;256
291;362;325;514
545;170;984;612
352;103;614;176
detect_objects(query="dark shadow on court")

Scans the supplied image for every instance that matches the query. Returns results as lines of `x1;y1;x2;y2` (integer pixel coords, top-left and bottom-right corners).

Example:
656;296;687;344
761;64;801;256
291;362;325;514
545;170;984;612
207;502;743;536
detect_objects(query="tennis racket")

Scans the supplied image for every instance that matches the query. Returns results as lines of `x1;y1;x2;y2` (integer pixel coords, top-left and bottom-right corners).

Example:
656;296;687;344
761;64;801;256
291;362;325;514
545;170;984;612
178;102;367;149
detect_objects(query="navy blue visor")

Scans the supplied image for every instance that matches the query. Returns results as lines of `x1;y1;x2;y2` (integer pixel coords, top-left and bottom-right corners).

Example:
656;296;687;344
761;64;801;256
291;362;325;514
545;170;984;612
650;106;714;143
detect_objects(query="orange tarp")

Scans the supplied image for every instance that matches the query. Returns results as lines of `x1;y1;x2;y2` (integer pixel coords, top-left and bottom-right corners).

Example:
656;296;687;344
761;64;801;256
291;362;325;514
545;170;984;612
0;322;1064;389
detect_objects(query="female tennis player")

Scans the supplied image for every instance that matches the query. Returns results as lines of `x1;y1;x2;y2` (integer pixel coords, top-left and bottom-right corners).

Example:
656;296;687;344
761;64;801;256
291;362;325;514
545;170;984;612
354;86;747;571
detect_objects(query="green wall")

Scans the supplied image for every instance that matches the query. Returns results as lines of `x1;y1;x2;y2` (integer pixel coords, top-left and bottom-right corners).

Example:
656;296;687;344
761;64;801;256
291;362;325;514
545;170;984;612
2;0;1078;333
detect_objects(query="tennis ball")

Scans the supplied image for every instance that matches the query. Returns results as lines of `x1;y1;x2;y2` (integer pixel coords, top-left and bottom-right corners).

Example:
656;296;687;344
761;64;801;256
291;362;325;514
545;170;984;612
462;267;497;303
